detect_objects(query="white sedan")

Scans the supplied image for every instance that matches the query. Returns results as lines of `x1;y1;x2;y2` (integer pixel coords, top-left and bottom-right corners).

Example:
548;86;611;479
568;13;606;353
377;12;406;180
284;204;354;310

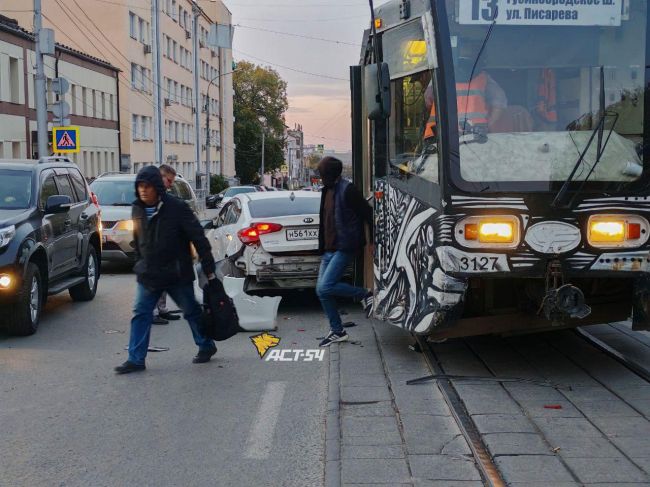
209;191;322;291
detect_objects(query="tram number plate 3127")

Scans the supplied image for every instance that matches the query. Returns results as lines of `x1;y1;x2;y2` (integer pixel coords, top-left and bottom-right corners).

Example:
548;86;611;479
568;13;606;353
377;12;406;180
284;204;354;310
459;256;499;271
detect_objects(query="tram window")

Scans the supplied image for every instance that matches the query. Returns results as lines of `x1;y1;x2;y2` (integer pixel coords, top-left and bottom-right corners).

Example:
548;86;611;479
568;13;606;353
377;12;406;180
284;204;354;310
446;0;648;187
388;70;439;183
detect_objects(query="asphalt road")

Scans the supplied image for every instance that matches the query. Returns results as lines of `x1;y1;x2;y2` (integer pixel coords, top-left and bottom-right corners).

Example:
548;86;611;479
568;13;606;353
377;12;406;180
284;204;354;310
0;267;330;486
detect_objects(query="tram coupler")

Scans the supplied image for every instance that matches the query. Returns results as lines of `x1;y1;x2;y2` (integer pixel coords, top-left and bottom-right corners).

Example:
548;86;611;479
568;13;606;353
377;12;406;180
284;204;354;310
539;261;591;325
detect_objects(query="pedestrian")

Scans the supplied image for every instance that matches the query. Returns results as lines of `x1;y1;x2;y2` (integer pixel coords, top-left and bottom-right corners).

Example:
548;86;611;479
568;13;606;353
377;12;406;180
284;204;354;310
316;156;374;347
151;164;181;325
115;165;218;374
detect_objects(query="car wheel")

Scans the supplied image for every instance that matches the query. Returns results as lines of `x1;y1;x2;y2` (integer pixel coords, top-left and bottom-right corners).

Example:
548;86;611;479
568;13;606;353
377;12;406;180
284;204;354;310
3;263;42;336
69;246;99;302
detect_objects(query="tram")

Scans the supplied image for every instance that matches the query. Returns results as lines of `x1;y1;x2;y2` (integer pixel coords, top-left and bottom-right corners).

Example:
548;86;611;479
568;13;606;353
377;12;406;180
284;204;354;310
350;0;650;339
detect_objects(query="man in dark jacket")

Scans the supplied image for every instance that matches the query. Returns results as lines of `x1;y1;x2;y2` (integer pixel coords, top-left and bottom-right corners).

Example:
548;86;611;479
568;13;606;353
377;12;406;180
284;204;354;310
114;165;217;374
316;157;373;347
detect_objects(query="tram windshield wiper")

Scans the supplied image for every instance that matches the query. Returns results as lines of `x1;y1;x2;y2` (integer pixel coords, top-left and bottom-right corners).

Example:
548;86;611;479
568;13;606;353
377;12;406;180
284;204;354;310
551;67;618;209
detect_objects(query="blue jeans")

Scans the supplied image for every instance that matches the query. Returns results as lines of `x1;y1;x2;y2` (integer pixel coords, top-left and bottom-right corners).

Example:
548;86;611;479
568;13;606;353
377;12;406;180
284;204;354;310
128;282;215;365
316;251;368;334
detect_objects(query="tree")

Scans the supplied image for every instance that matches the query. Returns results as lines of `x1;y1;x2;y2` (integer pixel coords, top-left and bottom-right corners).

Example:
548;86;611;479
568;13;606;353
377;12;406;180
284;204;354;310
233;61;288;184
306;153;321;171
210;174;228;194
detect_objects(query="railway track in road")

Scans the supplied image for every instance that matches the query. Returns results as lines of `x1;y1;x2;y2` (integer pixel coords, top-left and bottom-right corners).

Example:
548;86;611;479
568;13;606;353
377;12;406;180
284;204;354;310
409;325;650;486
411;336;507;487
576;327;650;384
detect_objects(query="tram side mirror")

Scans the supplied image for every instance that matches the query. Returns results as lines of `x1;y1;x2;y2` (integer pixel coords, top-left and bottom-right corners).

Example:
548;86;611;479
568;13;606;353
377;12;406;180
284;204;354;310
365;62;391;120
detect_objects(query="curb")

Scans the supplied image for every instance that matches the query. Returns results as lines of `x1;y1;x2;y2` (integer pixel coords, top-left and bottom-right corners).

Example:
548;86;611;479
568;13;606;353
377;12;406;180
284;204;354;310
324;345;341;487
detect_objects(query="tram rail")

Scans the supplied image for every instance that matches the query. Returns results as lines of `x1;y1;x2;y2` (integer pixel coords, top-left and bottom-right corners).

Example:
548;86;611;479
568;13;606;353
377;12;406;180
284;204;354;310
410;335;507;487
576;327;650;384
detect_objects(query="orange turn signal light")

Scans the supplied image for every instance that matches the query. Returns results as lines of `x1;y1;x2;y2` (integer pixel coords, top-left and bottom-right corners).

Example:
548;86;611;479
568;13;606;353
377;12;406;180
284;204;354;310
374;18;382;29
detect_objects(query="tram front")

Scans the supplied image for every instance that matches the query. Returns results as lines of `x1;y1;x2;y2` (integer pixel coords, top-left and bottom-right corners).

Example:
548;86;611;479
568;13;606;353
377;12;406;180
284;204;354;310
356;0;650;338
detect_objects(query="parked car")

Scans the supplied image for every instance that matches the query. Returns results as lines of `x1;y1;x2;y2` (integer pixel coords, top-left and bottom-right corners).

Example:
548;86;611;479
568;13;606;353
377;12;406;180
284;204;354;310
206;191;322;291
90;171;197;263
0;157;101;335
206;185;260;209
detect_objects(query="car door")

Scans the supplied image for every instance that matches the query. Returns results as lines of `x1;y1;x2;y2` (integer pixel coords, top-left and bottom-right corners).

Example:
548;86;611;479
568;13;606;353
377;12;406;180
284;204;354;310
39;171;68;278
211;201;242;261
54;171;81;272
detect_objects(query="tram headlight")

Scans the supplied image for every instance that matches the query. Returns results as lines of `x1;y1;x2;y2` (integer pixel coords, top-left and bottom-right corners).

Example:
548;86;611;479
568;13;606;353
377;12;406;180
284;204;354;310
457;216;520;248
587;215;649;248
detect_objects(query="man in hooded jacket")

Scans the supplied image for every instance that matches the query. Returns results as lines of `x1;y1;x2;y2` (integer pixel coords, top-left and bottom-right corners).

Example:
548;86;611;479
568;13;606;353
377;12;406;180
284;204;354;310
316;157;374;347
114;165;217;374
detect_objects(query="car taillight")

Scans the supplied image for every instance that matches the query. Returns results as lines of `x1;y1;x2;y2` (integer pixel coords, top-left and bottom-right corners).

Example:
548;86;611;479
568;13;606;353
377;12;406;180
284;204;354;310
237;222;283;245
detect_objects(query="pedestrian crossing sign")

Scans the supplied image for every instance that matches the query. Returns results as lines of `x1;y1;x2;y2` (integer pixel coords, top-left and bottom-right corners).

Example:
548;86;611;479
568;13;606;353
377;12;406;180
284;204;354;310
52;126;80;153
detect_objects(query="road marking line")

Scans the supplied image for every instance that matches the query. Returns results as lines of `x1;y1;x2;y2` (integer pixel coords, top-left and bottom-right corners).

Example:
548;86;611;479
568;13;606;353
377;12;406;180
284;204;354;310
244;381;287;459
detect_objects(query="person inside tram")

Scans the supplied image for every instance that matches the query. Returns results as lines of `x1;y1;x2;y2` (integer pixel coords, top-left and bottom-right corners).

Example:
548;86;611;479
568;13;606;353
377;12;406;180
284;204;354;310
423;56;508;140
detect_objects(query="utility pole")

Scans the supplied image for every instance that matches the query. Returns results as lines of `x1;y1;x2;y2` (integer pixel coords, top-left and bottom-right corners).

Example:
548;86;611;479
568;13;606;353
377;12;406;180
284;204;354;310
192;3;202;190
151;0;164;165
34;0;48;159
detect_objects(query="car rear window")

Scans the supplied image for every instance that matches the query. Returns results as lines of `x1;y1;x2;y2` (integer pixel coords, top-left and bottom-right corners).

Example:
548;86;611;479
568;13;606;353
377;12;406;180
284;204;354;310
225;187;256;197
248;197;320;218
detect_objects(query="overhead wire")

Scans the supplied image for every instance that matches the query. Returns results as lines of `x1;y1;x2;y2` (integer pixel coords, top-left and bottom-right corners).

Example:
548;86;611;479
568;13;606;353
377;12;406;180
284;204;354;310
234;24;361;47
233;49;349;82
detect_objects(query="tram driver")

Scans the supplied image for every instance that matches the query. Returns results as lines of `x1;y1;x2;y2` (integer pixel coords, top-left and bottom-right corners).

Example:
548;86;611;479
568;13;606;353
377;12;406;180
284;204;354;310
424;57;508;139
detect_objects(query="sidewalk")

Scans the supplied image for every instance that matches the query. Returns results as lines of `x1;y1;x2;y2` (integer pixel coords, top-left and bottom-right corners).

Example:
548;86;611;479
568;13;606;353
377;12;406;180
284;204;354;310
325;310;482;487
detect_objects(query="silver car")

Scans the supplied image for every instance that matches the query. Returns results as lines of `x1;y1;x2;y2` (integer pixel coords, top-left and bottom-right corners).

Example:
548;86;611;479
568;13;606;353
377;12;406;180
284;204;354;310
90;173;197;263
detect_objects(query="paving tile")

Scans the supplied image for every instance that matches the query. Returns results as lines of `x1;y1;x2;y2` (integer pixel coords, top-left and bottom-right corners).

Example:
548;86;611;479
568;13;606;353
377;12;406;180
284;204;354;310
483;432;552;456
562;456;649;483
569;399;642;418
342;416;400;438
391;384;450;416
611;435;650;459
341;458;411;484
534;417;604;441
589;416;650;438
454;384;521;415
440;435;472;455
341;373;391;388
341;445;405;459
550;434;625;458
471;414;537;434
408;454;481;481
413;482;483;487
341;402;395;418
517;399;584;418
495;455;575;483
341;386;392;403
400;414;462;454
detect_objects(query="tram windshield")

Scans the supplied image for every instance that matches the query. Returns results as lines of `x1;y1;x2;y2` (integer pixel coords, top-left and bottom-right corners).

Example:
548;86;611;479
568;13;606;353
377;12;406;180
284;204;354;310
446;0;648;191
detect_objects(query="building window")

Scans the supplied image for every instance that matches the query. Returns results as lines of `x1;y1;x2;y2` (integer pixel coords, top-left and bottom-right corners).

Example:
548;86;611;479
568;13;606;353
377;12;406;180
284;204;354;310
132;115;139;140
91;89;97;118
131;63;138;89
101;92;106;119
171;0;177;20
82;87;88;116
9;57;20;104
129;12;137;39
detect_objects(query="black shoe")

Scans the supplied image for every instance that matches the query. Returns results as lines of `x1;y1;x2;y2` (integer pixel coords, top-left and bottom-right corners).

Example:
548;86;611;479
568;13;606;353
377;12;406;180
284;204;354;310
159;311;181;320
153;316;169;325
192;347;217;364
319;330;348;347
114;361;146;374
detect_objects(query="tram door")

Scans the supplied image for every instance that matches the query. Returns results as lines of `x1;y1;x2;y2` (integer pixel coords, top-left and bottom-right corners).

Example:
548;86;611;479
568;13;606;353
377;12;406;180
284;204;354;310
366;14;447;334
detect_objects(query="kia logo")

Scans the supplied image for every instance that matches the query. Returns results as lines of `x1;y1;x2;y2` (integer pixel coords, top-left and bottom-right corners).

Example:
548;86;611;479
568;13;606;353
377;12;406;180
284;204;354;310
303;217;314;224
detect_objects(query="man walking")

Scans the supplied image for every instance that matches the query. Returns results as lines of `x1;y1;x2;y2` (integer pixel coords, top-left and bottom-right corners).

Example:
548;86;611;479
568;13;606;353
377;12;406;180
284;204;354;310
151;164;181;325
316;157;374;347
115;166;217;374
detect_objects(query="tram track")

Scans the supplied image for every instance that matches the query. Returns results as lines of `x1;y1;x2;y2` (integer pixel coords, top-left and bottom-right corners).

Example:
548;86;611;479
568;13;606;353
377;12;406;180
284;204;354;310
411;335;507;487
575;326;650;384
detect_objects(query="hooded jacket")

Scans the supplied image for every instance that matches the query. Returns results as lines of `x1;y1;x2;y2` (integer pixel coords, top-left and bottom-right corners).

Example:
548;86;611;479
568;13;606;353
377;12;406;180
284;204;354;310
131;165;215;290
318;178;373;254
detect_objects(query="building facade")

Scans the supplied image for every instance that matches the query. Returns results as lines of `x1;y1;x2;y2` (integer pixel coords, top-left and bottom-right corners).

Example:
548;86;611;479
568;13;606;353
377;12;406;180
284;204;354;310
2;0;235;183
0;15;120;177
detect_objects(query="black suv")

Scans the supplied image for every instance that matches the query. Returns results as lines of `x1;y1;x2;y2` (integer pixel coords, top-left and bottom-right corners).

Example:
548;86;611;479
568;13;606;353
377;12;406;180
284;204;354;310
0;157;101;335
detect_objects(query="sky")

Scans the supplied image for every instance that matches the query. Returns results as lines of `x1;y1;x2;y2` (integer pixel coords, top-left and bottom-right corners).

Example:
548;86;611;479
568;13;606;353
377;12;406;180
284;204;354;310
226;0;373;151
